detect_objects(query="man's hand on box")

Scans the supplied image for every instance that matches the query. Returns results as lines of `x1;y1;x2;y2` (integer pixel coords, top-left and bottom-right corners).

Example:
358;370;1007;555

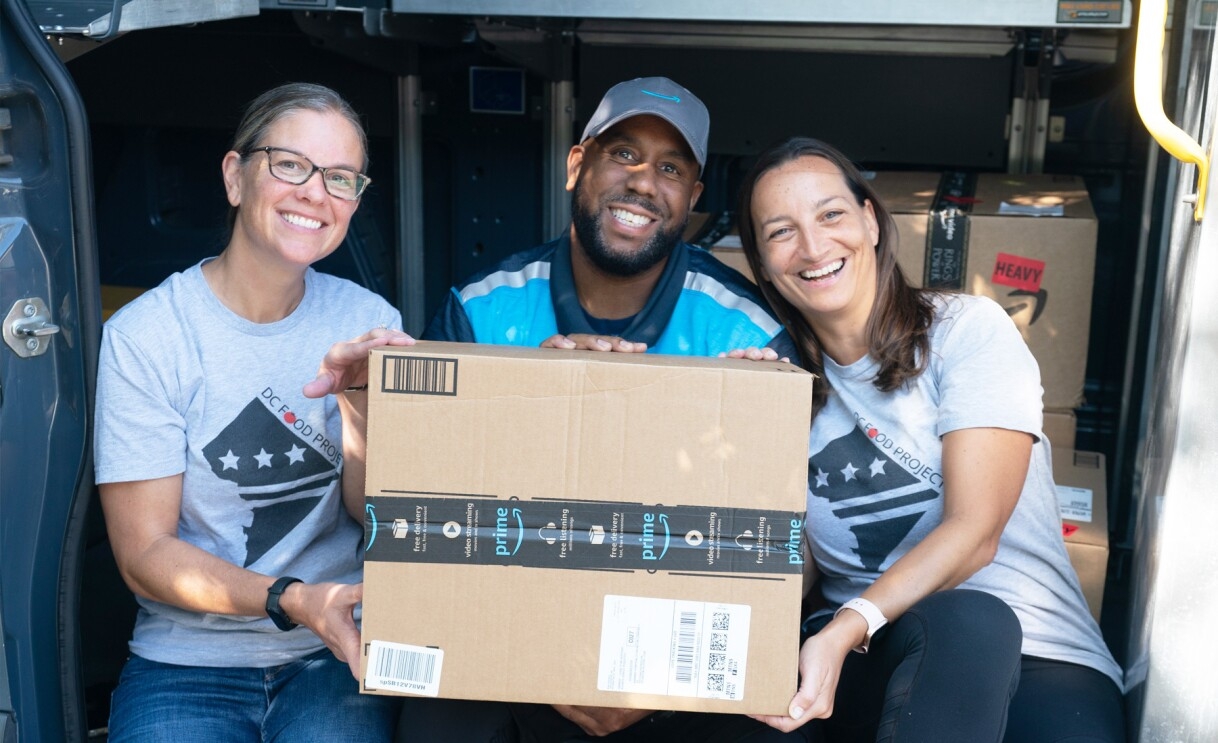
540;334;648;353
302;327;415;398
720;347;787;363
550;705;653;737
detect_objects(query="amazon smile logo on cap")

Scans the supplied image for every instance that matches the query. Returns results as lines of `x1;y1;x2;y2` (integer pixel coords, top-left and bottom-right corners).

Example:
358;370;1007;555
641;89;681;102
580;77;709;170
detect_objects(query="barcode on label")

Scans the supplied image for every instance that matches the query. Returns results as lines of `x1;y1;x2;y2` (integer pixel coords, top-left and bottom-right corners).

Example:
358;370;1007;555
365;640;444;696
674;611;699;684
599;595;749;701
382;355;458;396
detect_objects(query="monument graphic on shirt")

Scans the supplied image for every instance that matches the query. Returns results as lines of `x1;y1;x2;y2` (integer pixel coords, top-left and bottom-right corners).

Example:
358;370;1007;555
809;426;938;571
202;398;338;566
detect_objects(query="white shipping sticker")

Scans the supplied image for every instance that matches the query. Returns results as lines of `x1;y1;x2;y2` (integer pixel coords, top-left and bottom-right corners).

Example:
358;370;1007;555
1056;484;1094;523
598;595;750;701
365;640;444;697
998;201;1065;217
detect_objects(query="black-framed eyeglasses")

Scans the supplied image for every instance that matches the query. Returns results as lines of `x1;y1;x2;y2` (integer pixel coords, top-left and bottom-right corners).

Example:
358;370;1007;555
244;146;370;201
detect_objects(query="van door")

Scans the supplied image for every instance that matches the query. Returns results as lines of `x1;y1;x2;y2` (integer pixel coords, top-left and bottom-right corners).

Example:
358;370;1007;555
0;0;100;740
1124;0;1218;739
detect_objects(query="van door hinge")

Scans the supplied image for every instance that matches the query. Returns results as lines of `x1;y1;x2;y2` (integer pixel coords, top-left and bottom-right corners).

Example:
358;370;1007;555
4;297;60;358
0;108;12;166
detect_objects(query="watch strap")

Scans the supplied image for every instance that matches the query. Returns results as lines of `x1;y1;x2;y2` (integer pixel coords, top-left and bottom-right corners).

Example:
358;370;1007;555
266;576;303;631
835;597;888;654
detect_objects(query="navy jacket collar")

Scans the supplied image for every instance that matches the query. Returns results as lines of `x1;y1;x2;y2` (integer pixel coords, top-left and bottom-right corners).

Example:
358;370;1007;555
550;232;689;347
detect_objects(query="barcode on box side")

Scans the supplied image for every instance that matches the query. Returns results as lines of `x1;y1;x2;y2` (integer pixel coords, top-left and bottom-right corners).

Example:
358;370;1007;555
365;640;444;696
382;355;458;396
674;611;698;685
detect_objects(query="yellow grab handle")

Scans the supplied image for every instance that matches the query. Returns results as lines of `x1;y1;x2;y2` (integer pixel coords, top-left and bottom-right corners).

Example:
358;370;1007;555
1134;0;1209;221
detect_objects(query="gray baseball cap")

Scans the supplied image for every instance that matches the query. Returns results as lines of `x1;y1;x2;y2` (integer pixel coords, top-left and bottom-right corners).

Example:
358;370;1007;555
580;77;709;172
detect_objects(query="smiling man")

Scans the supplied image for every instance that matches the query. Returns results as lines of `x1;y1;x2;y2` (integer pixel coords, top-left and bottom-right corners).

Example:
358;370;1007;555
423;76;794;360
413;78;801;743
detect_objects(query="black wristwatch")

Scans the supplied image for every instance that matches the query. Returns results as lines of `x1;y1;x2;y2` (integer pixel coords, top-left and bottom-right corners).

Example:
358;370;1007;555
266;576;303;631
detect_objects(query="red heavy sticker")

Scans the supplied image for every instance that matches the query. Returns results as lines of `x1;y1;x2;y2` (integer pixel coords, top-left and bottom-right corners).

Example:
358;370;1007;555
1062;523;1080;538
991;252;1046;292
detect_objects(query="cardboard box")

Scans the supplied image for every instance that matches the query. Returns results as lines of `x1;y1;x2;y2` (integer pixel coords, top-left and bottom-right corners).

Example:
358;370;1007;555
870;172;1097;410
101;285;146;321
710;245;753;283
1043;408;1077;450
359;342;814;714
1052;449;1109;621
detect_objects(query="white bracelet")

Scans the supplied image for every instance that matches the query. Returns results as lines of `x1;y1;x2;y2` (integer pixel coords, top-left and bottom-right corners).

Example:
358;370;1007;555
834;597;888;654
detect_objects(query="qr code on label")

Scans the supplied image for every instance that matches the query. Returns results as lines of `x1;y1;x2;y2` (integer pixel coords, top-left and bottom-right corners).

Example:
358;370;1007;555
708;652;725;671
712;611;730;630
707;674;725;692
710;632;728;652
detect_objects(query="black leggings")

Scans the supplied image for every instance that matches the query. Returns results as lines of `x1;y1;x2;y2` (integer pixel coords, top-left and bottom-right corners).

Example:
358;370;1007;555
800;590;1124;743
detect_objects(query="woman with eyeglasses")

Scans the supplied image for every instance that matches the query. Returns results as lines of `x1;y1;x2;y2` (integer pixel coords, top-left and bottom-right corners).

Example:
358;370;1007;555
94;82;413;742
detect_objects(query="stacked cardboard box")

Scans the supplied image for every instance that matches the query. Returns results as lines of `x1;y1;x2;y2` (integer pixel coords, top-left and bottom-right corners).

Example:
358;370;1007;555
869;171;1096;413
692;172;1097;433
101;285;147;321
1052;449;1109;621
1043;409;1078;450
359;342;815;714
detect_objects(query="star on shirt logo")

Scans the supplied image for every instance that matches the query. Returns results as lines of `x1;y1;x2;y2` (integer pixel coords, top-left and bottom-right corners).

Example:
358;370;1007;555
841;462;859;482
869;458;887;477
814;468;830;488
254;448;274;468
219;445;239;467
285;444;305;465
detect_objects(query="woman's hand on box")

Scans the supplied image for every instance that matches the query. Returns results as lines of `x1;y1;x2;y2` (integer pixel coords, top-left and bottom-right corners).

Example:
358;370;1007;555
302;327;415;398
749;629;852;733
278;579;366;680
720;347;787;363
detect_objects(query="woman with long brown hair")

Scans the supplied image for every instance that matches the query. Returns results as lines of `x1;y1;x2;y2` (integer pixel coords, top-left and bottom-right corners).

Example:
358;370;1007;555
733;137;1123;742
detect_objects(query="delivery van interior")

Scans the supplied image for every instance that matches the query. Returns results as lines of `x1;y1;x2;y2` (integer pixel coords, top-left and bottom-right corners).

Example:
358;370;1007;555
9;1;1212;739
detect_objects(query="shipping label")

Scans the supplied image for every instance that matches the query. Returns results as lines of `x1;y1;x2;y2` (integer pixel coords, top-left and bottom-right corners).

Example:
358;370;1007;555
1057;1;1123;24
1056;484;1094;524
598;595;750;701
365;641;444;696
364;495;805;575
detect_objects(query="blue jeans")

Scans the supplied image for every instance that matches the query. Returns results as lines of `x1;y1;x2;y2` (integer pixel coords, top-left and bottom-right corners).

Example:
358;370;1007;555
108;649;399;743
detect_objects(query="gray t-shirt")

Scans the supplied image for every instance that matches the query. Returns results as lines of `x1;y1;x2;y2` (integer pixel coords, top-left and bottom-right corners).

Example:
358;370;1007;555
807;293;1122;687
94;261;400;667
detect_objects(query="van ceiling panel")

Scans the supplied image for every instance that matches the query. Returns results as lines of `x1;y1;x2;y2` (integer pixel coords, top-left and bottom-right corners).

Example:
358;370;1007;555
475;19;1120;65
391;0;1132;28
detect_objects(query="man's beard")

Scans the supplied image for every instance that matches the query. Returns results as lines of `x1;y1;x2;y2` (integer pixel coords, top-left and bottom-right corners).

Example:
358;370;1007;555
571;177;686;278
